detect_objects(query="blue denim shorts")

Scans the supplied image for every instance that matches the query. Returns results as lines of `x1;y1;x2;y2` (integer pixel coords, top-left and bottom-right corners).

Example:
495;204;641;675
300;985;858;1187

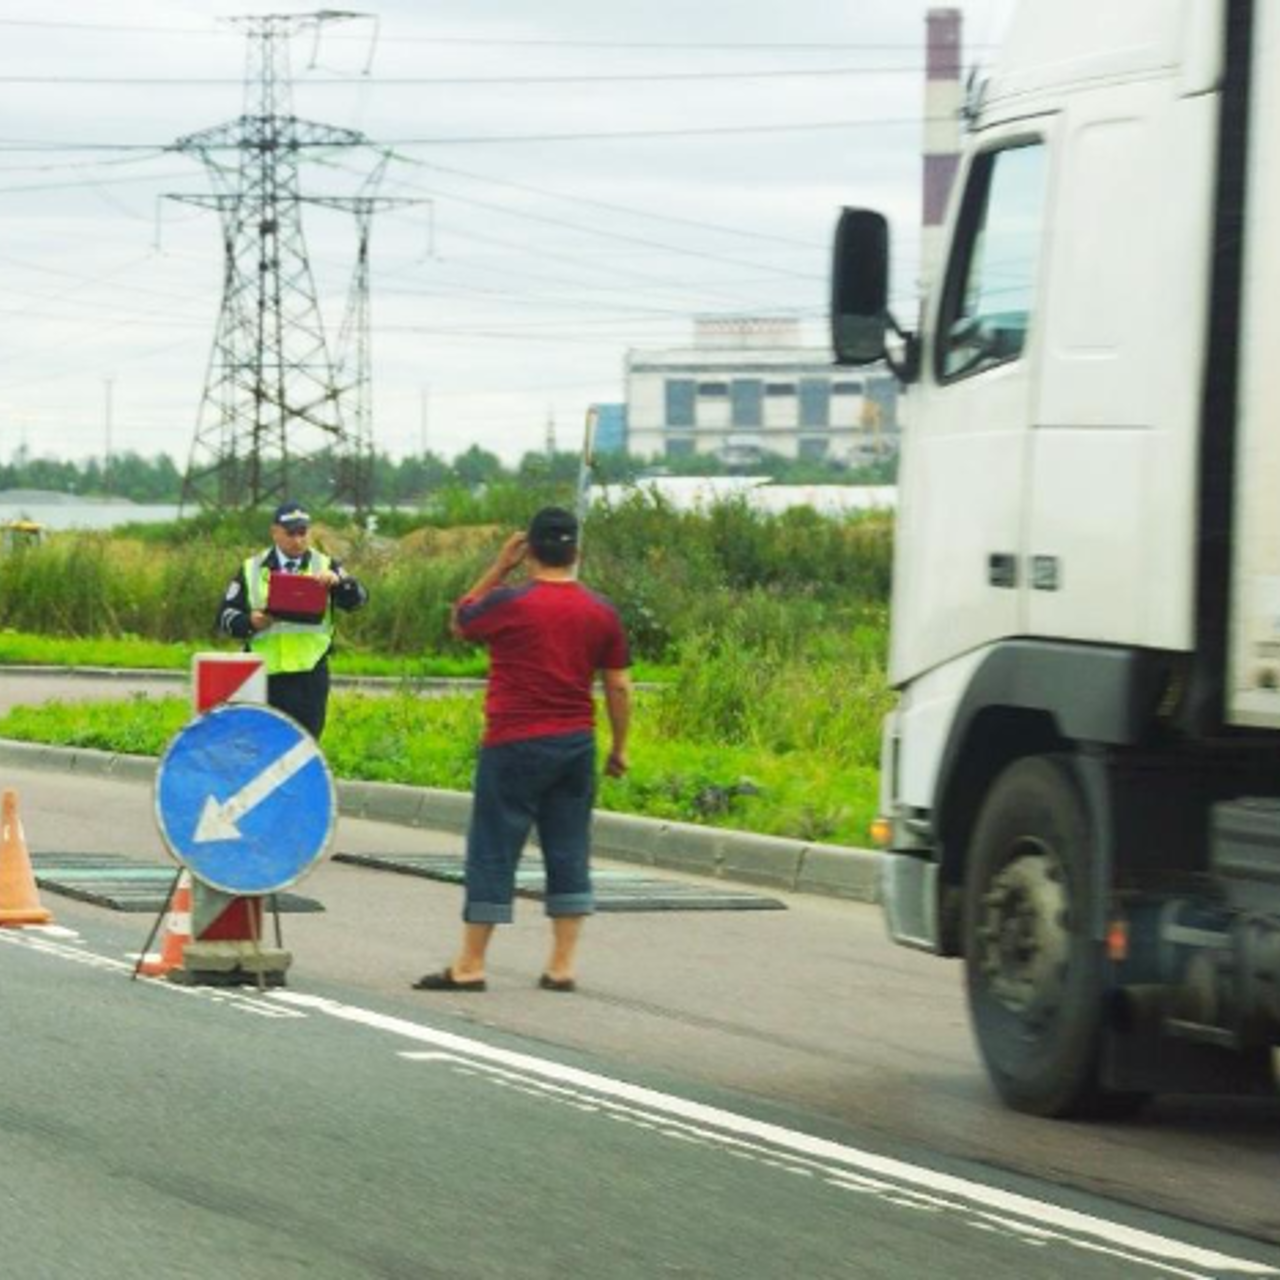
463;731;596;924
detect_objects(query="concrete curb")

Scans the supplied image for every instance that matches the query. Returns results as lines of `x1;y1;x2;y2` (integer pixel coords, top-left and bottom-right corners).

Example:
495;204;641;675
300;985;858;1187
0;665;186;682
0;665;669;695
0;664;486;693
0;738;880;904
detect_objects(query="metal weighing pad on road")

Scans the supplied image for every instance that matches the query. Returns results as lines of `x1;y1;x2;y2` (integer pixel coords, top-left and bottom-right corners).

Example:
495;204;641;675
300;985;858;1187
30;852;325;915
154;703;336;894
334;852;787;912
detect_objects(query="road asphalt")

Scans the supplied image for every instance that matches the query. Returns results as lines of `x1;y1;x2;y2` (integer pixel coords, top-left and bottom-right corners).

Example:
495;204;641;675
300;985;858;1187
3;667;1280;1255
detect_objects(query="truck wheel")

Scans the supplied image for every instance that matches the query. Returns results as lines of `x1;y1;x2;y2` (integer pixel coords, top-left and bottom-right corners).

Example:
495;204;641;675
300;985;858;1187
963;755;1137;1118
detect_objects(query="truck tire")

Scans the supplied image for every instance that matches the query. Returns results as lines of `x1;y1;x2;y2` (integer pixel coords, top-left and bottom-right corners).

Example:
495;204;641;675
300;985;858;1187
963;754;1138;1118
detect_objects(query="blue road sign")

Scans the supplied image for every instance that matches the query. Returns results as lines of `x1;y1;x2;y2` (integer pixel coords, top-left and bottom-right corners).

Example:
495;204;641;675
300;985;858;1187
154;704;335;895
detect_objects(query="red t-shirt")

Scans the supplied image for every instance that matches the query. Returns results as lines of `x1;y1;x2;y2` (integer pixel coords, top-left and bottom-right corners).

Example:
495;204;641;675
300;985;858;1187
455;579;631;747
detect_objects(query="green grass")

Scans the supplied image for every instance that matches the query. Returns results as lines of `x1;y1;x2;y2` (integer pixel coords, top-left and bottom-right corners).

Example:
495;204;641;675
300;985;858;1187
0;691;881;847
0;630;673;683
0;502;896;846
0;628;488;677
0;631;195;671
0;694;191;756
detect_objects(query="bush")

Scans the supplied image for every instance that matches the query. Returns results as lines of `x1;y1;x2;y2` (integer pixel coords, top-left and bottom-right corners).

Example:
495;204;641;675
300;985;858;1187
0;495;894;668
342;554;480;659
652;601;892;768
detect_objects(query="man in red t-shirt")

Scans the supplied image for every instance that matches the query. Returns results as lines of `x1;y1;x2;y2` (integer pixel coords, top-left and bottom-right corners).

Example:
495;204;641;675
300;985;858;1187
413;506;632;995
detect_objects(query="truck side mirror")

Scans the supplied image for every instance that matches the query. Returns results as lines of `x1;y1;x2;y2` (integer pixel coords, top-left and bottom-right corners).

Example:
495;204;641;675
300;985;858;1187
830;208;920;382
831;209;890;365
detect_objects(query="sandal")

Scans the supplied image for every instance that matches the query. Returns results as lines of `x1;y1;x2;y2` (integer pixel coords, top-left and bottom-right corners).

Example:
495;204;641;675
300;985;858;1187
412;968;487;992
539;974;576;993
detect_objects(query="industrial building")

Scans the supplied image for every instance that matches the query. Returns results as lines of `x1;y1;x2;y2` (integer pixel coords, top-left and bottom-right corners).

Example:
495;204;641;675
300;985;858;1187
607;8;959;470
624;318;898;467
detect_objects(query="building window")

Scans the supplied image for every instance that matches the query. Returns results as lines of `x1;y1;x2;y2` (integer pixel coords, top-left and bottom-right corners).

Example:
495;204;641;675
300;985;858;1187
666;438;696;459
665;379;695;428
799;379;830;428
697;381;729;397
832;381;863;396
798;438;830;461
765;382;795;397
731;379;763;428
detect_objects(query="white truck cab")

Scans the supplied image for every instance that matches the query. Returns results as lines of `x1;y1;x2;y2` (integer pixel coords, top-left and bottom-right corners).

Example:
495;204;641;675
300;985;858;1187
832;0;1280;1116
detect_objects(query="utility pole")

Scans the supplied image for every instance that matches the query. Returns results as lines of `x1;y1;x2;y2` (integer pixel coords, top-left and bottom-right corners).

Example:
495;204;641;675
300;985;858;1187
103;376;114;499
169;12;421;516
922;8;964;289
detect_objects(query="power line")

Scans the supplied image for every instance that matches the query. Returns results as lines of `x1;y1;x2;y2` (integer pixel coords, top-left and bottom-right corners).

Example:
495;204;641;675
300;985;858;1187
385;156;820;250
0;140;178;153
0;66;930;87
319;157;823;283
380;280;819;327
383;37;997;52
0;217;815;326
383;312;823;337
431;222;810;311
0;115;947;154
0;169;191;196
370;118;930;145
0;16;995;52
0;151;169;175
383;278;807;320
0;18;224;35
412;243;811;311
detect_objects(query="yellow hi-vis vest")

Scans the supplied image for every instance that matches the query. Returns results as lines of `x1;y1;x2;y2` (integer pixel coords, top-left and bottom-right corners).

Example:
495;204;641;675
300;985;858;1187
243;550;335;675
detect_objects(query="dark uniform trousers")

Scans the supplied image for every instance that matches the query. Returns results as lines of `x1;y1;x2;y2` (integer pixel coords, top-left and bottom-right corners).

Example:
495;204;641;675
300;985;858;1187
268;659;331;739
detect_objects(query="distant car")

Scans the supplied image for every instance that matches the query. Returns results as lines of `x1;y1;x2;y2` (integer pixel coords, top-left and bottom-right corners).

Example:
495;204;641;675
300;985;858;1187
0;519;44;552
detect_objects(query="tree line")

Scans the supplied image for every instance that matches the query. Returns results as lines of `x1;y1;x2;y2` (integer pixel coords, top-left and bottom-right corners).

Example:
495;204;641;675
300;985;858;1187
0;444;896;507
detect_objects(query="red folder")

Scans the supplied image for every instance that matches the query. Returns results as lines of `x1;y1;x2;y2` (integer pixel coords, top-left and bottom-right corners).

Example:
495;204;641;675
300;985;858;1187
266;572;329;622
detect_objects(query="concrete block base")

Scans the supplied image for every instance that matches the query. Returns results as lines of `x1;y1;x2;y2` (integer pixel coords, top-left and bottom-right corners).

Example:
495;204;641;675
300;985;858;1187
170;940;292;986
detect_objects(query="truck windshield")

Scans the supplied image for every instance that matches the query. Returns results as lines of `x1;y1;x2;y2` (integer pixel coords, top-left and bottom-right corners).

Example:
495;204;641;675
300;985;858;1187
940;142;1048;381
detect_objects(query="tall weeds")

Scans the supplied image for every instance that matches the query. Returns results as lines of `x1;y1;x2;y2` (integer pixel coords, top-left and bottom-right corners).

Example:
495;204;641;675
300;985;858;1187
0;495;900;843
4;498;894;663
652;599;893;768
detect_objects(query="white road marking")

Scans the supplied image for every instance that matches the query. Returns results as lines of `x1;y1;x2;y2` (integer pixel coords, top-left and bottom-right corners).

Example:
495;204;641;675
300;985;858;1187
279;991;1276;1279
0;929;305;1018
7;927;1274;1276
436;1053;1227;1276
25;924;82;940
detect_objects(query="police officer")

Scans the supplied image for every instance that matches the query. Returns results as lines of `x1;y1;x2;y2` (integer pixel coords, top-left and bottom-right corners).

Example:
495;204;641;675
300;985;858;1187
216;502;368;739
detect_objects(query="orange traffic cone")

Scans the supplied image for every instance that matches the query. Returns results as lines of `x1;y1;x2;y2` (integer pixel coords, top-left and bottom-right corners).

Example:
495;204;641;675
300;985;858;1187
0;789;52;927
136;871;193;977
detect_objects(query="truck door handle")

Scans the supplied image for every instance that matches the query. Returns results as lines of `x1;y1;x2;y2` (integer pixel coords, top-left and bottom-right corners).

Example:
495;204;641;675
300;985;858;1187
988;553;1018;588
1031;555;1061;591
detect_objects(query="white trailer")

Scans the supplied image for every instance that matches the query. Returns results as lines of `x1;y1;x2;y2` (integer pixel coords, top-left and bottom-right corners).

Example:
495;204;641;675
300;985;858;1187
832;0;1280;1116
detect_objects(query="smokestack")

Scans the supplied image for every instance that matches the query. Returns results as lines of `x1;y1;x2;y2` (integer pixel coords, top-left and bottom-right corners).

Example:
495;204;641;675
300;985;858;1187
922;7;963;290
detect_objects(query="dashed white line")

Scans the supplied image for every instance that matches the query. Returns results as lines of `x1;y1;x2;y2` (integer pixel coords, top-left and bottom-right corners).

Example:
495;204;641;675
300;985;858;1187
0;926;305;1018
277;990;1277;1280
7;926;1275;1280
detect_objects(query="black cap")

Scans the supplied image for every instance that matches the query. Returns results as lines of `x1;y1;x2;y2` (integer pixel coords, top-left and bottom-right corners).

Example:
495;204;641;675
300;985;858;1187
272;502;311;530
527;506;578;554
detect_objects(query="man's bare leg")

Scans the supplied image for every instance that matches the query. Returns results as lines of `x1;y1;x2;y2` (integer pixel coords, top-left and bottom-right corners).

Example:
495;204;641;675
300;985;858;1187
451;922;496;981
545;915;585;983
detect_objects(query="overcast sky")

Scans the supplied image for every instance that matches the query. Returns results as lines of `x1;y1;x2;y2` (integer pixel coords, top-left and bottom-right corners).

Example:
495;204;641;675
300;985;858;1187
0;0;1016;467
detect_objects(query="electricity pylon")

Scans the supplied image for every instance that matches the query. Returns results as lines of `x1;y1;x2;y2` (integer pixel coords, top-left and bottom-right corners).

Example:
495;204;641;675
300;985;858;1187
169;12;418;514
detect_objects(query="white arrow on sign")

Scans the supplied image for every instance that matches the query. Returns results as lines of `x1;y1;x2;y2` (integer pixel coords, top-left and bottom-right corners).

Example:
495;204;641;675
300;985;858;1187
193;736;321;843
